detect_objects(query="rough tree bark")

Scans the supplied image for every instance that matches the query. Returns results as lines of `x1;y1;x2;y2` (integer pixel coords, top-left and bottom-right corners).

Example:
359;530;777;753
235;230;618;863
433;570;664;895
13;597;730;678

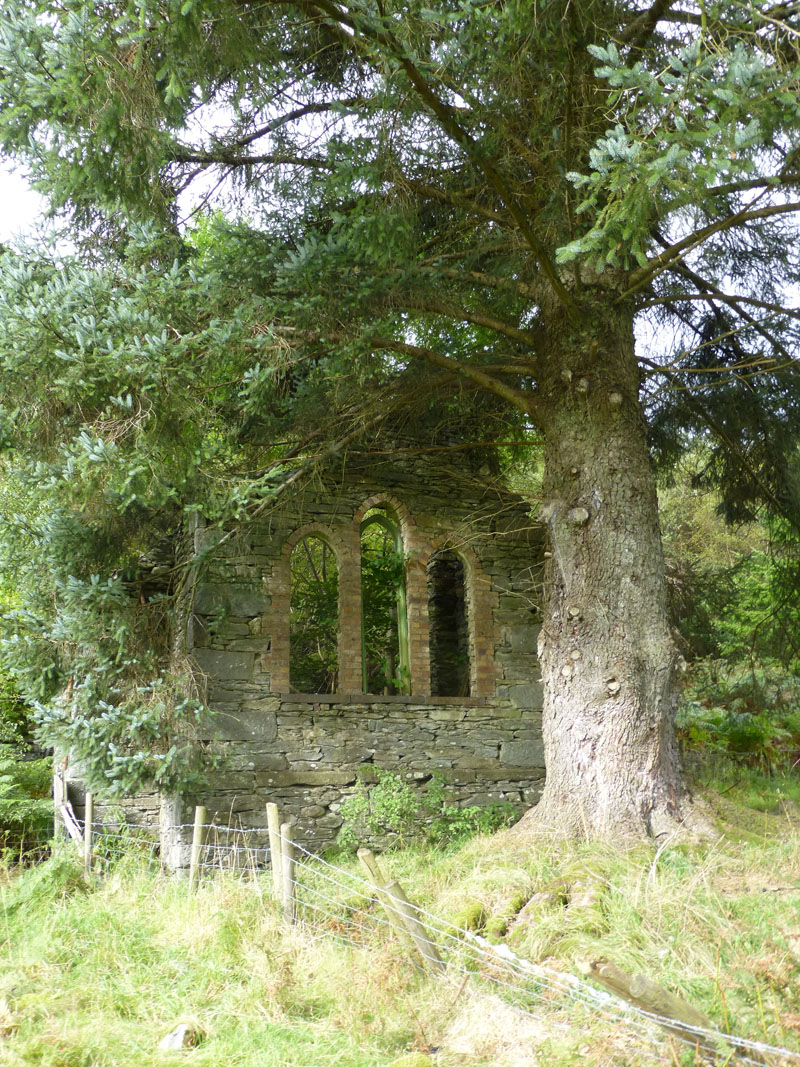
518;288;705;839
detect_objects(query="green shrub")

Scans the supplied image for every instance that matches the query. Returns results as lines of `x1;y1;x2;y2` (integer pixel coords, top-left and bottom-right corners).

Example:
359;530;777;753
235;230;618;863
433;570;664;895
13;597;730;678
0;745;52;849
677;659;800;774
424;771;518;846
0;667;52;852
338;768;519;851
338;770;421;849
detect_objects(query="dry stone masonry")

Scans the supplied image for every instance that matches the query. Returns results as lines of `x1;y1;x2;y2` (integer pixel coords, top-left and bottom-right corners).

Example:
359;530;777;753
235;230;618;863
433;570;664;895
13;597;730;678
64;447;545;865
164;449;544;858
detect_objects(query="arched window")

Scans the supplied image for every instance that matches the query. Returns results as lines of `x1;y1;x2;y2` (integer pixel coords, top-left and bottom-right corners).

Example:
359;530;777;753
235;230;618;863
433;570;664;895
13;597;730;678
289;535;339;693
360;508;410;694
427;550;471;697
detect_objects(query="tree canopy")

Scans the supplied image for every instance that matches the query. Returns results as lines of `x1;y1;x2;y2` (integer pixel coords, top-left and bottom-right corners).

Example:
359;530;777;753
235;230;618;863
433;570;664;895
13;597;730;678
1;0;799;833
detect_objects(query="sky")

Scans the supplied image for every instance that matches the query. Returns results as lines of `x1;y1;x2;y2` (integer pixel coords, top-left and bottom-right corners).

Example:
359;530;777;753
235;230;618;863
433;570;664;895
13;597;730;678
0;165;47;242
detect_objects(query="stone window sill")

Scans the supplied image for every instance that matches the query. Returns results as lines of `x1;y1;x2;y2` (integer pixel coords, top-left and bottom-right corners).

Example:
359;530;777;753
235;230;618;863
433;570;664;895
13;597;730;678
279;692;488;706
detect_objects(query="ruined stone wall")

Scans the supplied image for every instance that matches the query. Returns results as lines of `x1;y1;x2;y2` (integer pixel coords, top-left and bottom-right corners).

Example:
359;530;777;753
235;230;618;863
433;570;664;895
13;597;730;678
168;695;544;853
58;763;161;830
167;453;544;858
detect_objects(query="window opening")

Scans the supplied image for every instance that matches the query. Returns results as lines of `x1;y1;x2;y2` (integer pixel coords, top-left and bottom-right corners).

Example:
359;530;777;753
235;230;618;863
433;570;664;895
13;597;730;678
427;550;471;697
360;510;410;694
289;535;339;693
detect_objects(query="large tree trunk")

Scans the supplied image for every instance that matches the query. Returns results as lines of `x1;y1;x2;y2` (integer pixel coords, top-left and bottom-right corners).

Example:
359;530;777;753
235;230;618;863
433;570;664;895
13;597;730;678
519;293;705;840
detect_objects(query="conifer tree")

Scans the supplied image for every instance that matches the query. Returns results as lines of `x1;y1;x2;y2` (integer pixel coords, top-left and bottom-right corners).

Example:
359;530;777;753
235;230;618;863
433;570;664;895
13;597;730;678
1;0;799;835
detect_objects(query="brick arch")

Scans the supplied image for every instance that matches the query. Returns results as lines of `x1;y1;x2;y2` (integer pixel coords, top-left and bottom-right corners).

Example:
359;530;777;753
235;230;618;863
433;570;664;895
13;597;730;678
422;536;498;699
281;522;349;558
267;522;362;694
353;493;416;537
423;534;482;577
354;494;432;694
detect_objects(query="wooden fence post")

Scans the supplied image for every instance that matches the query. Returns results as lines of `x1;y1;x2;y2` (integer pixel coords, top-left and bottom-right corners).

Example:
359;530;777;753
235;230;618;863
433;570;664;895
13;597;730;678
83;792;94;878
266;802;283;900
59;801;84;849
53;765;67;840
589;959;724;1058
358;848;445;973
188;805;207;892
384;878;446;974
358;848;414;951
280;820;296;924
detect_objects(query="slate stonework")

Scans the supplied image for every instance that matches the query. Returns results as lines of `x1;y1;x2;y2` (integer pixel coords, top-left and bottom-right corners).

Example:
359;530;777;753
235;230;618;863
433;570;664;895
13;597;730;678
62;448;545;865
162;452;545;862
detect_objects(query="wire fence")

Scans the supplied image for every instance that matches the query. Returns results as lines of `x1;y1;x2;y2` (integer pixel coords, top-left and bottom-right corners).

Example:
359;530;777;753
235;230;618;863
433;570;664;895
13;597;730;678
63;808;800;1067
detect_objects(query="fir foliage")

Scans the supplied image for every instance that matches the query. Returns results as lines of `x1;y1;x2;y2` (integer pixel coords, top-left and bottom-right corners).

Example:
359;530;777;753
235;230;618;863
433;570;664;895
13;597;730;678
1;0;800;827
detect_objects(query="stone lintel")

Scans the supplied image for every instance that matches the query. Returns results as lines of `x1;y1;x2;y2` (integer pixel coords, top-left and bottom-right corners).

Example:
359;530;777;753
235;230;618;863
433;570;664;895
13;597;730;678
258;769;360;787
434;766;545;784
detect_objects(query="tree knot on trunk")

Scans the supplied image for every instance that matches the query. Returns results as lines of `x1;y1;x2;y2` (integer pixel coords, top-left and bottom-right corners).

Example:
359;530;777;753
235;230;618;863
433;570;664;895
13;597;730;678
567;507;590;525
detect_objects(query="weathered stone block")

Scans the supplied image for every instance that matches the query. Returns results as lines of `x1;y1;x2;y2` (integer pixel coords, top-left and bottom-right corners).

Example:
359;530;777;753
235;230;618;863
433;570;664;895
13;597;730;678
428;707;466;722
505;682;544;709
453;755;500;770
196;709;277;742
214;621;252;638
505;624;540;654
225;639;269;652
241;697;281;714
194;585;270;618
227;589;271;616
459;791;502;806
259;770;359;787
251;758;292;779
301;804;326;817
476;704;522;720
192;648;255;681
194;584;227;615
500;739;545;767
317;812;344;828
289;747;324;763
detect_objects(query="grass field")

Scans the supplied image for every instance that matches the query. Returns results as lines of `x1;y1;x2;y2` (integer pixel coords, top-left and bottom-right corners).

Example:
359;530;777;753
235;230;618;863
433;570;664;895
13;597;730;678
1;776;799;1067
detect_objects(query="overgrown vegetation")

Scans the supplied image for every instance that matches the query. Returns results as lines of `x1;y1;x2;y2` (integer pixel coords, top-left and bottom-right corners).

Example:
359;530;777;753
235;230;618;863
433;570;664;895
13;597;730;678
0;245;267;796
0;667;50;854
1;775;798;1067
660;460;800;667
2;0;800;835
339;768;519;851
289;535;339;694
360;517;409;695
659;460;800;811
676;662;800;815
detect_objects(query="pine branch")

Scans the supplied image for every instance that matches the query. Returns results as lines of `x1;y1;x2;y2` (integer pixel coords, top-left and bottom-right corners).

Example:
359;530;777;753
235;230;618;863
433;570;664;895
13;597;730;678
659;253;800;366
619;0;678;50
397;295;538;348
427;266;538;300
368;336;538;415
170;148;333;169
623;201;800;297
226;98;368;147
304;0;580;319
640;355;795;520
641;291;800;321
397;176;508;224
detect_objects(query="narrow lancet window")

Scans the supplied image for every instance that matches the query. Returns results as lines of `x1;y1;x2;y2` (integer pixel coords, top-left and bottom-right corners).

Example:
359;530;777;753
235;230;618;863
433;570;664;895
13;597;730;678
427;550;471;697
360;509;410;694
289;535;339;693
